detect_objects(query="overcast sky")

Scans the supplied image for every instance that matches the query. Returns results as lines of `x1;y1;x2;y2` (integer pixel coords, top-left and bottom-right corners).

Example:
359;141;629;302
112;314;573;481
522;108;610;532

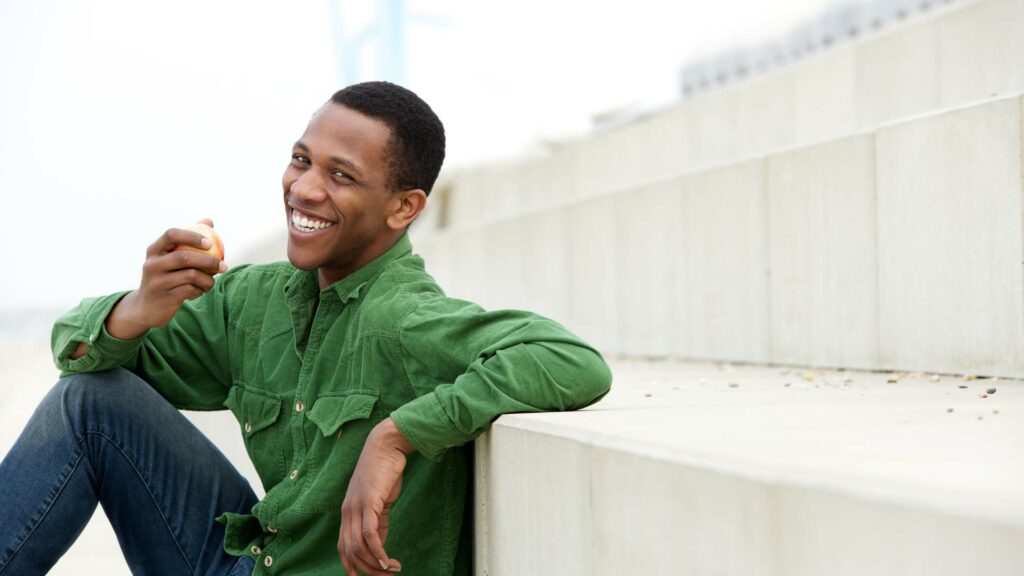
0;0;837;310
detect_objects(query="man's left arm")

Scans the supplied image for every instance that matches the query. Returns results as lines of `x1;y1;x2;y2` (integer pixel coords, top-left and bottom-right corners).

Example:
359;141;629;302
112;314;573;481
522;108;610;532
390;296;613;459
338;295;612;575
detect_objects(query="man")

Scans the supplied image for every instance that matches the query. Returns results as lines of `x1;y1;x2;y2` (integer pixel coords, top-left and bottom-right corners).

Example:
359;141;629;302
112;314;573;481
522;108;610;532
0;81;611;575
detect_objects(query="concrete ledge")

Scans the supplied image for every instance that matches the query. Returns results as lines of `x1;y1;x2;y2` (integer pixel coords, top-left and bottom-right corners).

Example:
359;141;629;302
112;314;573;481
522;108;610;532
475;359;1024;575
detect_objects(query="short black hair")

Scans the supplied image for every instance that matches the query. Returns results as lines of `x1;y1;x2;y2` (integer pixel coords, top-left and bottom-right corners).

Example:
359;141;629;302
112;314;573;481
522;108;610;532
330;81;445;196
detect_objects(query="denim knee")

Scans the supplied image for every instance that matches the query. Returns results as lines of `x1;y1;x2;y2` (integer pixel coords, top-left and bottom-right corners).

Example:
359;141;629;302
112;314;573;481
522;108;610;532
55;368;161;431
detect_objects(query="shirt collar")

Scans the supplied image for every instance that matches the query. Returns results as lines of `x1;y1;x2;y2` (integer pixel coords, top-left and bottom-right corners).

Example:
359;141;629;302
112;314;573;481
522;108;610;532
283;232;413;306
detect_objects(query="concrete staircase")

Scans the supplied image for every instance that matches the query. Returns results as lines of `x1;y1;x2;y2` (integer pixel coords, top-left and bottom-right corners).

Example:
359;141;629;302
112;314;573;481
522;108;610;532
475;360;1023;575
407;1;1024;573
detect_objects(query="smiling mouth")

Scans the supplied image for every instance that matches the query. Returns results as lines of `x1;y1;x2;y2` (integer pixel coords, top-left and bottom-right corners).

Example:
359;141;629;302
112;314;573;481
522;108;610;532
290;209;336;233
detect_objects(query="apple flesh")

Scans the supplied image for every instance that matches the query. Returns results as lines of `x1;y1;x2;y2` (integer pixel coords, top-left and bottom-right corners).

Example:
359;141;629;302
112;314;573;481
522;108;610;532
173;223;225;260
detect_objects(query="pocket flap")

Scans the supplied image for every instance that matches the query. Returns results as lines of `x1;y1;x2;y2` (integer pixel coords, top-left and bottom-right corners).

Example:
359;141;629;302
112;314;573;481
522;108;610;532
223;386;283;435
307;394;378;436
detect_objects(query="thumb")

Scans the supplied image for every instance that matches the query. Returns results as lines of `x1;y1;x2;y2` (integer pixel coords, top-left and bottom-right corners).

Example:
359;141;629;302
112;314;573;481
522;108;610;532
387;473;403;504
198;217;215;228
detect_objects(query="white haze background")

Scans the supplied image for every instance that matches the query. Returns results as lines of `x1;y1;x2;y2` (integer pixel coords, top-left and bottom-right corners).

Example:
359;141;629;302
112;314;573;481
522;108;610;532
0;0;834;321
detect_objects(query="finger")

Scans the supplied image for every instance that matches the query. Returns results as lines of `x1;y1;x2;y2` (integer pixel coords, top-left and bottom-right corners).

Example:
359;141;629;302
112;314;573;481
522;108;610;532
353;535;388;574
340;529;357;576
341;556;356;576
147;227;213;257
352;553;393;576
348;508;381;572
168;283;205;303
198;217;214;228
377;506;391;552
362;509;391;571
340;507;358;576
153;249;224;276
161;268;216;292
347;509;393;575
377;509;399;571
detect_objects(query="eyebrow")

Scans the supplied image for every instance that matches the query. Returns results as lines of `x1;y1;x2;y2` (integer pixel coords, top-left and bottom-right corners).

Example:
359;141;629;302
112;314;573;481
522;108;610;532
293;141;364;178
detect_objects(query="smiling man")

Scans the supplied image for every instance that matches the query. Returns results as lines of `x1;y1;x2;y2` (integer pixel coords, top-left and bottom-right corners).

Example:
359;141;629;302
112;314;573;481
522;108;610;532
0;81;612;575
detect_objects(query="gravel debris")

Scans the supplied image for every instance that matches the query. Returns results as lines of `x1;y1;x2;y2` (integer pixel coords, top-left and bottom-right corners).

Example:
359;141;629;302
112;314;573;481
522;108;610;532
979;393;989;399
727;382;739;388
946;407;954;413
930;375;941;382
986;387;997;395
965;374;977;381
644;393;652;398
958;385;968;389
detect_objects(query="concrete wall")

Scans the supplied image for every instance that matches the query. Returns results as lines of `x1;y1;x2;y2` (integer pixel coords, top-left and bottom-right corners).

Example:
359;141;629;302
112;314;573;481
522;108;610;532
412;0;1024;378
424;0;1024;236
414;95;1024;378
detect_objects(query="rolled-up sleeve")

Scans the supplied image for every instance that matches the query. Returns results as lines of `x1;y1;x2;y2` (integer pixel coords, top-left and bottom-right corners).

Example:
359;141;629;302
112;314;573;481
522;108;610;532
389;296;612;461
50;267;245;410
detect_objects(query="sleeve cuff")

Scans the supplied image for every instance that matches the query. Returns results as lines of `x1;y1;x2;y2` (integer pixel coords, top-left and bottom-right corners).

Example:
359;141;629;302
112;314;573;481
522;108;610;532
55;291;145;373
390;390;475;462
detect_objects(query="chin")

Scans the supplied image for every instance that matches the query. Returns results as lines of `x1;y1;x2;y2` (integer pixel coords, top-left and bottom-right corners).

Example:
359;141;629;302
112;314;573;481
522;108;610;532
286;242;320;271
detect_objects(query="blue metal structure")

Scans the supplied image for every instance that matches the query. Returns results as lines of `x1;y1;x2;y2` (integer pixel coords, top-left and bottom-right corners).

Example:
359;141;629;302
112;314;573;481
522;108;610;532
328;0;407;86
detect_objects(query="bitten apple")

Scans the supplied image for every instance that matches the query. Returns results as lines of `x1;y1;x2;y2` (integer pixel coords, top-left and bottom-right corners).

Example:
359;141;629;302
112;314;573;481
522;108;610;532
173;223;225;260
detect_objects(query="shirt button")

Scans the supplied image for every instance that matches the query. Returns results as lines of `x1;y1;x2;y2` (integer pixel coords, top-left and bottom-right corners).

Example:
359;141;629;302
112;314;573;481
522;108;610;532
267;524;278;534
264;555;273;567
295;400;305;413
250;545;261;555
243;422;252;433
289;469;299;480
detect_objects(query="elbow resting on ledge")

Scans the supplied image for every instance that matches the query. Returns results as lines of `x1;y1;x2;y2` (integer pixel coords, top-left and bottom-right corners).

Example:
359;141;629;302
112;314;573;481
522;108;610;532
526;341;613;411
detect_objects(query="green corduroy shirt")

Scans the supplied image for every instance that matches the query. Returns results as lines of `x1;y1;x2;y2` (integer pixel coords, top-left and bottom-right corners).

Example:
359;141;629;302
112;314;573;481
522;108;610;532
51;232;612;575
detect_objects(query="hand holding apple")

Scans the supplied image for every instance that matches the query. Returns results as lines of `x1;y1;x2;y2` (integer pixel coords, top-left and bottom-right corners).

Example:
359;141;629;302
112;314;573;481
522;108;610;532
173;222;225;260
104;218;228;339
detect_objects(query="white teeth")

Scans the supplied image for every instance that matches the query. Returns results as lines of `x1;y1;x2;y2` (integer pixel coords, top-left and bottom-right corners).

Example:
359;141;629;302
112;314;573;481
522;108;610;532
291;210;334;232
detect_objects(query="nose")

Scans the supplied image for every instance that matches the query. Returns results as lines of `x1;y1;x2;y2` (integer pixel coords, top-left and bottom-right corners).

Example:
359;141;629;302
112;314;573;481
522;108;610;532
289;168;328;202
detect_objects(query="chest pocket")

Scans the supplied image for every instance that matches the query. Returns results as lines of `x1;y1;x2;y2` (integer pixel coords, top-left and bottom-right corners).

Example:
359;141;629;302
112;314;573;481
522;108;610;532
307;393;378;437
294;392;381;513
224;385;286;489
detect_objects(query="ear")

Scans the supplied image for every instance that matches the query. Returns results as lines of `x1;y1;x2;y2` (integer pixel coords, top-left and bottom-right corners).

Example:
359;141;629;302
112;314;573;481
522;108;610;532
386;189;427;230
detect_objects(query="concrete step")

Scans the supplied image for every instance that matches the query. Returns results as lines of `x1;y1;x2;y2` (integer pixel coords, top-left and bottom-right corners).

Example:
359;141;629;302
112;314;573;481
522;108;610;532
475;358;1024;575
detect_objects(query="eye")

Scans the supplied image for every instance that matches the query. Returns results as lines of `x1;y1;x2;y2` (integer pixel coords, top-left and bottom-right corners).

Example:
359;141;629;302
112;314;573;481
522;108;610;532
331;169;352;181
291;154;310;165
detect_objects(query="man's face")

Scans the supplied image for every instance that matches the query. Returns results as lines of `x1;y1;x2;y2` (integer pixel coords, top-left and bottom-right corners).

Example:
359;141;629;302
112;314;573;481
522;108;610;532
282;103;399;288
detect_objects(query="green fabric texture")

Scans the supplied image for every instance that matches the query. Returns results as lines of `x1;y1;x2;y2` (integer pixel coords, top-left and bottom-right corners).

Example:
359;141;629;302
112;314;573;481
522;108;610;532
51;232;612;575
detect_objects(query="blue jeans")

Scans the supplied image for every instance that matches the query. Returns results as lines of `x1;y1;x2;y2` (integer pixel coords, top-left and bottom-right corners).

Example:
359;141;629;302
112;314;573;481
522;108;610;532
0;368;258;575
